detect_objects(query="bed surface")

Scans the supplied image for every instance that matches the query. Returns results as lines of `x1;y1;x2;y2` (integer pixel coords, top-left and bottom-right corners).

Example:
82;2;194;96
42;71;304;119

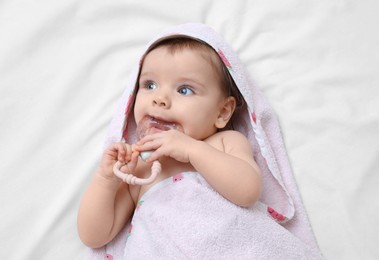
1;1;378;259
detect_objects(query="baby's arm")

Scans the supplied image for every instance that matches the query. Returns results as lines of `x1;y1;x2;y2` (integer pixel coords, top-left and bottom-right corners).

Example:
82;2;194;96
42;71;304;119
77;142;138;248
190;131;261;207
137;130;261;207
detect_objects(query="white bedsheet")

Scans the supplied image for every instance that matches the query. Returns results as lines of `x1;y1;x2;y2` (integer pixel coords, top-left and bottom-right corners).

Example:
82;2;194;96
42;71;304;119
1;1;378;259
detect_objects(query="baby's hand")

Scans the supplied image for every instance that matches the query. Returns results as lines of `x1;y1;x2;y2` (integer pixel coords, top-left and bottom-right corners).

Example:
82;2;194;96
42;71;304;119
98;142;139;181
135;130;197;163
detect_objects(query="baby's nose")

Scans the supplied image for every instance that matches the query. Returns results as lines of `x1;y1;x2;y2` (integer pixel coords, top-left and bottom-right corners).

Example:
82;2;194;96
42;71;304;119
153;94;170;108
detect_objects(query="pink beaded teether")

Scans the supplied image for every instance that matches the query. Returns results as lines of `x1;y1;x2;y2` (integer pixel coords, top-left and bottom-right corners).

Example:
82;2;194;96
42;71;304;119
113;160;161;185
113;116;183;185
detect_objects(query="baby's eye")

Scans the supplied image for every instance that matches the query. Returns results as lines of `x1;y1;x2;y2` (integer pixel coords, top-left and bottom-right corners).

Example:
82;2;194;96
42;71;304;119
145;81;157;90
178;86;194;96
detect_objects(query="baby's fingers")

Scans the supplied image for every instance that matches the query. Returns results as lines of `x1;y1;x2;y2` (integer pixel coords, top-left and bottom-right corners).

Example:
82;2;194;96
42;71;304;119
110;142;131;163
127;151;139;172
136;133;160;146
135;138;161;154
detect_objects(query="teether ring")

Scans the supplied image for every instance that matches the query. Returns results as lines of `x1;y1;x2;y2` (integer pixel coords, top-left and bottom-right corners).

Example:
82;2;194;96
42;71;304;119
113;160;161;185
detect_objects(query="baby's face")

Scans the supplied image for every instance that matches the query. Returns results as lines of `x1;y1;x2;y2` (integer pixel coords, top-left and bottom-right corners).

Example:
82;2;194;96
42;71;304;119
133;46;228;140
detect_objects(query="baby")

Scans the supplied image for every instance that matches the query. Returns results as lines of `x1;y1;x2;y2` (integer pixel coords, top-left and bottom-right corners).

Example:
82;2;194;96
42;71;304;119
78;24;323;259
78;35;261;247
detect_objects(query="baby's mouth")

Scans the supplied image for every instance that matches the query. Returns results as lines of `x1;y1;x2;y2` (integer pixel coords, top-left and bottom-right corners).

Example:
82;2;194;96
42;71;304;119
136;116;183;139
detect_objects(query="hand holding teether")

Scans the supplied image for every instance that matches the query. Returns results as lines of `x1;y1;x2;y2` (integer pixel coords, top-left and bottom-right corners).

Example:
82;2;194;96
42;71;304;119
113;115;183;185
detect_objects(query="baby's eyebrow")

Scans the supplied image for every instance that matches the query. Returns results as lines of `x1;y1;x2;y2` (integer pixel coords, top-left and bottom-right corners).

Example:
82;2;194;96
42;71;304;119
139;71;156;79
178;77;205;88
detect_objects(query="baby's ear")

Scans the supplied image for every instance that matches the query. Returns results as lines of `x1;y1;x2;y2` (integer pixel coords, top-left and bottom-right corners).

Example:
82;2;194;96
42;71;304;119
215;96;236;129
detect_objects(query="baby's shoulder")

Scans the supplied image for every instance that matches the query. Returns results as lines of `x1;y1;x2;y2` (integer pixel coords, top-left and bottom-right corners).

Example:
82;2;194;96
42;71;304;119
206;130;249;149
211;130;248;141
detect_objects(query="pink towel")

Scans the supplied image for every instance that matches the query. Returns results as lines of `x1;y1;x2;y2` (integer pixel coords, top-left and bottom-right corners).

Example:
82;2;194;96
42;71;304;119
88;23;323;259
